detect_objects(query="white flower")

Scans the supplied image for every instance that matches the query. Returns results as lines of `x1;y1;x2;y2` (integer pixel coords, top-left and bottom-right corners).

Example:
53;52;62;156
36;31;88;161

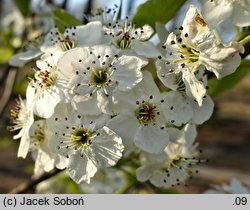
104;17;159;57
136;124;204;188
9;87;35;158
47;103;124;184
29;53;71;118
57;45;147;115
200;0;250;28
156;5;244;105
204;178;250;194
108;71;170;154
29;120;59;176
41;21;108;62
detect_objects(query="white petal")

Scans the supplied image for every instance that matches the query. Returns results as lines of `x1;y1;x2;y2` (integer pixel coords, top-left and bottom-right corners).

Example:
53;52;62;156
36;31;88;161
33;149;54;176
199;40;244;79
73;94;102;116
96;90;113;114
46;103;80;135
9;50;42;67
134;125;169;154
168;127;184;143
112;55;147;91
182;5;210;44
149;170;169;188
107;113;138;148
201;0;233;28
231;4;250;27
91;126;124;166
161;91;193;126
132;41;160;58
136;163;160;182
68;152;98;184
182;69;206;106
136;24;154;40
34;89;63;118
76;21;109;46
57;47;90;79
17;132;31;158
188;95;214;125
183;124;197;146
156;60;179;90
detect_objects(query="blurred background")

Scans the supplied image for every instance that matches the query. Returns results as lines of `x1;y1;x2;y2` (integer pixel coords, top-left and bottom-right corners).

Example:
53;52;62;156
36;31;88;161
0;0;250;193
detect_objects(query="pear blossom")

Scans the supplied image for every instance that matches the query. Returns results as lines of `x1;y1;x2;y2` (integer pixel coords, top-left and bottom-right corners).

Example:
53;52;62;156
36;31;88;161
9;87;35;158
41;21;108;63
47;103;124;184
28;53;71;118
104;17;159;57
29;120;57;176
108;71;171;154
156;5;244;106
57;45;147;115
200;0;250;28
7;2;249;189
136;124;204;188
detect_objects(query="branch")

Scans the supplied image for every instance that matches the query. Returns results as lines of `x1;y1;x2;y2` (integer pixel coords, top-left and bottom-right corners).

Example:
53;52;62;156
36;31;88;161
9;168;63;194
0;66;17;117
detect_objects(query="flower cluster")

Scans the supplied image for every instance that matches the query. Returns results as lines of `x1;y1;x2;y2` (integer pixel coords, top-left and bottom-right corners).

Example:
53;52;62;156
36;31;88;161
9;5;243;188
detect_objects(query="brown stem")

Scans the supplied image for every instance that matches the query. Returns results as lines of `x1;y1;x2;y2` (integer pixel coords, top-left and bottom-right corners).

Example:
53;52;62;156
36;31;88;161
9;168;62;194
0;66;17;117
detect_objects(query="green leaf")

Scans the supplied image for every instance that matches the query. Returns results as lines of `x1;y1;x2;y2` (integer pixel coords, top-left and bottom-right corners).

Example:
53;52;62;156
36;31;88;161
133;0;186;30
0;47;14;64
117;0;122;20
208;60;250;96
12;0;31;17
52;9;82;33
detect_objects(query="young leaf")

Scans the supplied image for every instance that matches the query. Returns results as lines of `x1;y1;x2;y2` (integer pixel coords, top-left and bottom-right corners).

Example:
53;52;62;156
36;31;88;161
133;0;186;30
52;9;82;33
208;60;250;96
12;0;31;17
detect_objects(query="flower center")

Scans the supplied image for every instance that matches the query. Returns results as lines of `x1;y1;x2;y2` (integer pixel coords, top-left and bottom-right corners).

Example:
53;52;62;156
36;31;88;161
10;107;20;121
136;101;158;125
35;71;57;89
174;44;200;71
71;128;92;145
60;35;77;51
115;31;132;49
91;68;109;86
9;98;29;131
32;124;45;143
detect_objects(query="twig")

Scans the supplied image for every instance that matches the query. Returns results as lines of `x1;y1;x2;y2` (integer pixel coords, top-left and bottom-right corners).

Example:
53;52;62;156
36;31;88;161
0;64;11;85
9;168;62;194
0;66;17;117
